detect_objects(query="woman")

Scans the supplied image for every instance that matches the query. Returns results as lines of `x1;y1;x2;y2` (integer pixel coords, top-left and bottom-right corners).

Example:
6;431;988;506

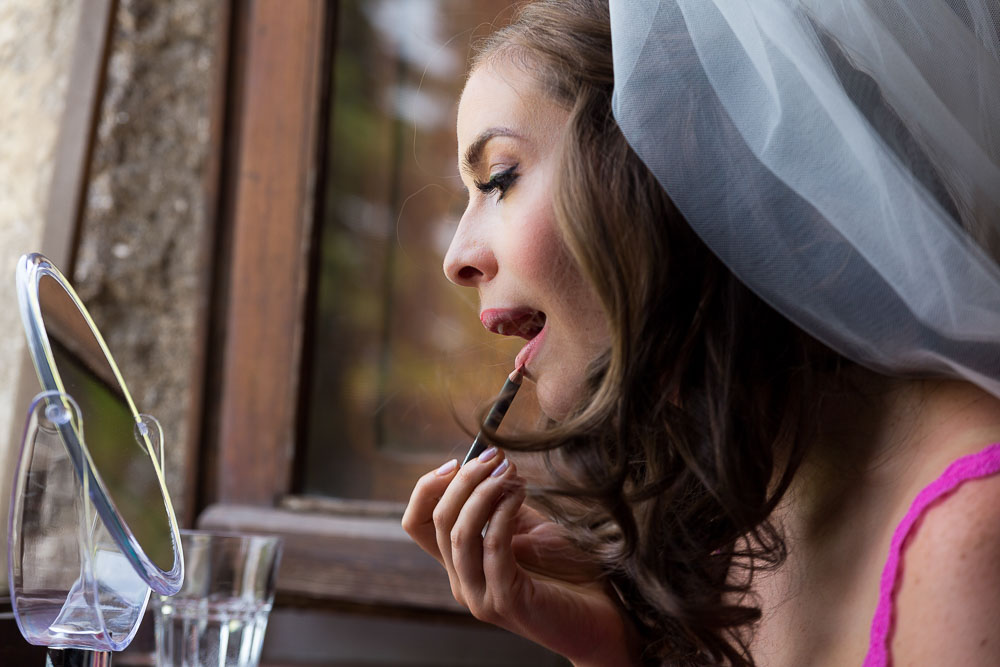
402;0;1000;664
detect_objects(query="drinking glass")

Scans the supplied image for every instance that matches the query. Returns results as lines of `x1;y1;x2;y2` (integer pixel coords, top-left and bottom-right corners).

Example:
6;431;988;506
152;530;282;667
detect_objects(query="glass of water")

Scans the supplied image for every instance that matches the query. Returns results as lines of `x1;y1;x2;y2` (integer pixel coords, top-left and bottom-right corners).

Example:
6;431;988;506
152;530;283;667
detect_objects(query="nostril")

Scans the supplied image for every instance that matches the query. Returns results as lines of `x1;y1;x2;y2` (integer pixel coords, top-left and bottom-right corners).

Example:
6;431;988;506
456;265;483;283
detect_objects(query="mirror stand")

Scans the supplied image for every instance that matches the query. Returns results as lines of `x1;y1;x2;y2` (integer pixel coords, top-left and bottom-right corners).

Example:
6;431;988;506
9;390;152;662
8;251;184;663
45;648;112;667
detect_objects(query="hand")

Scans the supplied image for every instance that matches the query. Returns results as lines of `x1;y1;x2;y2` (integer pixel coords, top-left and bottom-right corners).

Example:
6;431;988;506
402;449;641;667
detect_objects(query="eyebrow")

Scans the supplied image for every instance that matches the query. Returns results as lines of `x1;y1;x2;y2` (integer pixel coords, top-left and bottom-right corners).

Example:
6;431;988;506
460;127;521;176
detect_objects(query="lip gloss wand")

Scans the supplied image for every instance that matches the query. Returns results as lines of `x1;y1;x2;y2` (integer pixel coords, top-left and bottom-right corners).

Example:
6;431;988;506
461;364;524;466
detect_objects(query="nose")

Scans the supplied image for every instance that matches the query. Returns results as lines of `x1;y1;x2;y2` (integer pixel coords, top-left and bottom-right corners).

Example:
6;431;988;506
443;209;497;287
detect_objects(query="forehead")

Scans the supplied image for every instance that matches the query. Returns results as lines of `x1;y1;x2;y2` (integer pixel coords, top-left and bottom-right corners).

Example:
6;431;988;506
456;63;568;155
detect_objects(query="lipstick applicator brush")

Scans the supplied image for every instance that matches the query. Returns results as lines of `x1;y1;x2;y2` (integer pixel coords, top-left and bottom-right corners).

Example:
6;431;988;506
461;364;524;466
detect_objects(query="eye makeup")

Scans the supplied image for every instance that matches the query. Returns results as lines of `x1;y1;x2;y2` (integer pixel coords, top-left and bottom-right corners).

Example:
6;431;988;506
475;165;519;200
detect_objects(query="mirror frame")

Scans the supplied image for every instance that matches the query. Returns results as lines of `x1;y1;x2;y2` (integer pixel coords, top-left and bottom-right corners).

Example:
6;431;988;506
14;252;183;595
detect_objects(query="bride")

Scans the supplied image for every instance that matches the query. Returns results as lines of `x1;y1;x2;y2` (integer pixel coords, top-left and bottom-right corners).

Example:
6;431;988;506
403;1;1000;664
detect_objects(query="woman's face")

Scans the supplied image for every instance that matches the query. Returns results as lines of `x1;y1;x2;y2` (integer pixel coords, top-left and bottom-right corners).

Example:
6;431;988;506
446;62;610;420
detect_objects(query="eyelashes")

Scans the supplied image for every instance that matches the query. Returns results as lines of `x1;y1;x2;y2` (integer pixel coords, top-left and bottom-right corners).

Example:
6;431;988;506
474;165;519;201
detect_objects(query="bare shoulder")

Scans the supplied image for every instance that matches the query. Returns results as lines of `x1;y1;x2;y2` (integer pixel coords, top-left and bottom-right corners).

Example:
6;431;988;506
890;463;1000;664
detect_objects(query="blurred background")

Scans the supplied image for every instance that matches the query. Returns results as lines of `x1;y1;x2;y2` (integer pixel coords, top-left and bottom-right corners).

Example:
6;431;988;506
0;0;561;664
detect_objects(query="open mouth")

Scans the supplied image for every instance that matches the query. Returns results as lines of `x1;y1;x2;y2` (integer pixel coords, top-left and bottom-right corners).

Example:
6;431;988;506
480;308;546;340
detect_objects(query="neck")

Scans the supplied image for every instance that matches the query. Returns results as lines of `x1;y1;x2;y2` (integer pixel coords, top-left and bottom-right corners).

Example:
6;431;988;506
788;371;1000;540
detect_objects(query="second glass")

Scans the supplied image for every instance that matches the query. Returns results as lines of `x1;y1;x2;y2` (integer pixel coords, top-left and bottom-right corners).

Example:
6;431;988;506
152;530;283;667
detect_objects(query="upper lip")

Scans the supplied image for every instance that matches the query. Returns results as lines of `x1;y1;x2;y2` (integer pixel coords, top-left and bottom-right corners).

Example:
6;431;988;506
480;308;546;340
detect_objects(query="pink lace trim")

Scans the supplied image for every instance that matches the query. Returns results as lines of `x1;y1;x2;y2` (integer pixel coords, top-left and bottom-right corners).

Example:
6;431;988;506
863;442;1000;666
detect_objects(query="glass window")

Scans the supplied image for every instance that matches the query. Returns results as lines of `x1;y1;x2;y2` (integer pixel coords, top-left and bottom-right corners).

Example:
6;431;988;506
301;0;538;501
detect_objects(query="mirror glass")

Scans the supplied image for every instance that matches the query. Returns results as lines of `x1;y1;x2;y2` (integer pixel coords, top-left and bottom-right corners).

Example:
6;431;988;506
36;274;176;572
15;254;182;588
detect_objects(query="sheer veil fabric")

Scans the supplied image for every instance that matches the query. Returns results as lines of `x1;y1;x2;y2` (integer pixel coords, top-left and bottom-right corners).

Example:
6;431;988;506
610;0;1000;395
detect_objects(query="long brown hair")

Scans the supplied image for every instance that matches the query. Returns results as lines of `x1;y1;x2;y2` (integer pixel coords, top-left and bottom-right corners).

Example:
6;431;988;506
472;1;844;664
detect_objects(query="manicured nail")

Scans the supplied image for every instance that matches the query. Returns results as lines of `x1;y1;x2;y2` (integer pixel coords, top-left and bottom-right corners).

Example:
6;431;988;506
478;447;498;463
490;459;510;478
435;459;458;476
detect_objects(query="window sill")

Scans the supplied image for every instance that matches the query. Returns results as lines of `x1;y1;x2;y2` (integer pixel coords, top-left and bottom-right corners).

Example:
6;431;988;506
198;502;462;613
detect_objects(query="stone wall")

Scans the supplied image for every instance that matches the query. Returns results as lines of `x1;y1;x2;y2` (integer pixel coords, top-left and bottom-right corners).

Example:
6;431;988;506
73;0;220;520
0;0;219;583
0;0;82;582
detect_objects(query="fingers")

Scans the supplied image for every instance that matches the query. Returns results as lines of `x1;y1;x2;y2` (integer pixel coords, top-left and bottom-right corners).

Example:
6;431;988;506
450;457;524;596
432;447;511;579
401;458;460;565
402;447;525;616
479;481;529;621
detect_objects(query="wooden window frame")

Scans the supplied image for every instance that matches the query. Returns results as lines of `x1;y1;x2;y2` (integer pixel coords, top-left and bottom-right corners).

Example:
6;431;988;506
199;0;460;615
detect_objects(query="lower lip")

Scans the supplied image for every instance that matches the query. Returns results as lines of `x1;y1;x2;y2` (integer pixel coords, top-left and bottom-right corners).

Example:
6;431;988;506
515;326;547;372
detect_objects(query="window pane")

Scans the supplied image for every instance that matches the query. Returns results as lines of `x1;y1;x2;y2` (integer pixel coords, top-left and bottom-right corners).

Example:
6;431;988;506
301;0;537;501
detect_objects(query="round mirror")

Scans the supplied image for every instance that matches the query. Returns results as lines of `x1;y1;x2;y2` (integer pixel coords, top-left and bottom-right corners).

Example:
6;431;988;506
9;253;183;646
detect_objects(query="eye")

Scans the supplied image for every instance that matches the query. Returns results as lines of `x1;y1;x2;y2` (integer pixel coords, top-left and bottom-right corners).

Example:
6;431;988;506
474;165;519;201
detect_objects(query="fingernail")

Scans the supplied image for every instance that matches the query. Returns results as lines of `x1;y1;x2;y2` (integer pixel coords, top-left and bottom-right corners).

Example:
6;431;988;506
435;459;458;476
478;447;498;463
490;459;510;478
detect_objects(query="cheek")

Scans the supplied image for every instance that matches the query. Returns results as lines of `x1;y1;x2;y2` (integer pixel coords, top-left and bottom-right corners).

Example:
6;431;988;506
496;161;568;277
501;204;569;290
501;197;607;338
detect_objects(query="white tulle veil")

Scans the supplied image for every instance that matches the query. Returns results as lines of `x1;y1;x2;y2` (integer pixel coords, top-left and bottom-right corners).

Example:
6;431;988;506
609;0;1000;395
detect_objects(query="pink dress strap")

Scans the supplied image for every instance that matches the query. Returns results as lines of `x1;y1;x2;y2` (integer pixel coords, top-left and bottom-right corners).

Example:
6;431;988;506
863;441;1000;666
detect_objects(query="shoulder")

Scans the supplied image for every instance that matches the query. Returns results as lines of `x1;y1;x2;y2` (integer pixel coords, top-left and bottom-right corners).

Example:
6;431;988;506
890;457;1000;664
